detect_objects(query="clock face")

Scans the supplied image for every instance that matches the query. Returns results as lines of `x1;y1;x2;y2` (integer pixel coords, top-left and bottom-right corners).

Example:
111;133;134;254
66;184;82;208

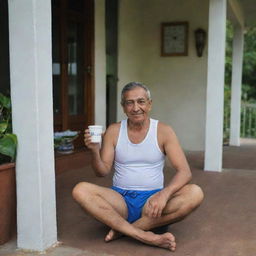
161;22;188;56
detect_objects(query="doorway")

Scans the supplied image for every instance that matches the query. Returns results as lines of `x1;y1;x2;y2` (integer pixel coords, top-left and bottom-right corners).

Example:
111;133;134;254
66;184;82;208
51;0;94;147
0;0;10;96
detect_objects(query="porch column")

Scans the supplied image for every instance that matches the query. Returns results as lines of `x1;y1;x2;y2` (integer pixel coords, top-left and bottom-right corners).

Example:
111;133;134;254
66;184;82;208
229;25;244;146
204;0;226;171
8;0;57;251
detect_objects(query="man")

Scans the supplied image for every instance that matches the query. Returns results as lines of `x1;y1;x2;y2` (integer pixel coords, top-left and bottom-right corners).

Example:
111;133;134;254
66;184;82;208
72;82;204;251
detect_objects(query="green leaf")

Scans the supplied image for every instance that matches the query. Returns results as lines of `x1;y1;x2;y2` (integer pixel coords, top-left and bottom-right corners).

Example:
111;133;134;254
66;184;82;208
0;121;8;133
0;93;11;110
0;133;17;162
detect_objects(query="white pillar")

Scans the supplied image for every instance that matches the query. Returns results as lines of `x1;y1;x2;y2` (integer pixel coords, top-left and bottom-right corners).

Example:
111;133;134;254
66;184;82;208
229;25;244;146
8;0;57;251
204;0;227;172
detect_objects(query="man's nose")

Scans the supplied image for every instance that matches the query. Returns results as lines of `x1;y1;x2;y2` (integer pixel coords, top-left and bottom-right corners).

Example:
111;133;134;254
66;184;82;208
132;102;140;111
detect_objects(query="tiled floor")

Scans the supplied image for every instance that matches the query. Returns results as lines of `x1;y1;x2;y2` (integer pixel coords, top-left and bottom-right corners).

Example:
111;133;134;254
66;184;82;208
1;140;256;256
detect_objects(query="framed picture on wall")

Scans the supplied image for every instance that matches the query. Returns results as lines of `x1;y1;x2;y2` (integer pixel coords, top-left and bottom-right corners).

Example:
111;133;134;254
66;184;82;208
161;21;188;56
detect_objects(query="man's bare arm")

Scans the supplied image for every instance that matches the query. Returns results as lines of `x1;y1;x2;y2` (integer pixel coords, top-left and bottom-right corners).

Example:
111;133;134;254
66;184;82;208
144;123;192;218
160;123;192;197
84;123;119;177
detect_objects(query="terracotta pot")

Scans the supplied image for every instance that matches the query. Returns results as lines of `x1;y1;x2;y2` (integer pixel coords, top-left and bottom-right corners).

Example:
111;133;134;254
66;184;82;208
0;162;16;245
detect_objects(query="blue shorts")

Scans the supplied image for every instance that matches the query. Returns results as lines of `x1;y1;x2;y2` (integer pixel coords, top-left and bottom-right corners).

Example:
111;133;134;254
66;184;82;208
111;186;161;223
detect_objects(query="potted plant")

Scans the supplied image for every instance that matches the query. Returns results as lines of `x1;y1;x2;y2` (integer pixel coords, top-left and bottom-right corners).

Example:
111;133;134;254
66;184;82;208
54;130;79;154
0;93;17;245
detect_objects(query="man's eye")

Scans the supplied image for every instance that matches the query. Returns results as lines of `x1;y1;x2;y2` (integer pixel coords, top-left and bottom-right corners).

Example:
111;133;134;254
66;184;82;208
138;100;146;104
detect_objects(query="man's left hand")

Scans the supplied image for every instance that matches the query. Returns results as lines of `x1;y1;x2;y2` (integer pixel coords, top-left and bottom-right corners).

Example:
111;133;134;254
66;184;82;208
144;190;170;218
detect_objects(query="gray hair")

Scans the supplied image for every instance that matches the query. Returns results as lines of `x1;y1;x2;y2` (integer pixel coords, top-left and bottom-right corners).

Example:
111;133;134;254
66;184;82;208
121;82;151;105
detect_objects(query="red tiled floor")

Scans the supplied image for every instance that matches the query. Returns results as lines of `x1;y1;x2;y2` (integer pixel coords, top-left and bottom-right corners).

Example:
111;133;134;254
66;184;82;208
56;141;256;256
1;141;255;255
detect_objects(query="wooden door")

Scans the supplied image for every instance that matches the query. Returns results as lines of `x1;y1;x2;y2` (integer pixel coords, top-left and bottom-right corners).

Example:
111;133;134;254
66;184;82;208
52;0;94;147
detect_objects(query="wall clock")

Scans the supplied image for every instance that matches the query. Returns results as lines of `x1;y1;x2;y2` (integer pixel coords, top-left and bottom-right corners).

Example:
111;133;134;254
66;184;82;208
161;22;188;56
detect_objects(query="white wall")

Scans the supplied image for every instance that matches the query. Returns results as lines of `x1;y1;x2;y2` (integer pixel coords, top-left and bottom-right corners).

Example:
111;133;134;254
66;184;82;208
95;0;106;128
118;0;209;150
117;0;146;120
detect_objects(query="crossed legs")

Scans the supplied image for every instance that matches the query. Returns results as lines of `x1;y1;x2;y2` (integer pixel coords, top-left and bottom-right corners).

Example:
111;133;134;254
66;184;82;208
72;182;204;251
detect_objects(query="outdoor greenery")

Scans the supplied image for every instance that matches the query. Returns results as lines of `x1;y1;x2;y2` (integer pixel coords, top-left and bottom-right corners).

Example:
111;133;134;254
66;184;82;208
0;93;17;164
224;21;256;140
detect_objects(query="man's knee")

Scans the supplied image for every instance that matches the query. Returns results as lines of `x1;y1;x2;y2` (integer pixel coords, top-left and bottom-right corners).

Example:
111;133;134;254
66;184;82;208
171;184;203;221
72;182;94;203
184;184;204;209
190;184;204;203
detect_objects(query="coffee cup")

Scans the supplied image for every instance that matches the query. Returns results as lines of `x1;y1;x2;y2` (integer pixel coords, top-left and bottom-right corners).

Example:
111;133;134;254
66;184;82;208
88;125;103;143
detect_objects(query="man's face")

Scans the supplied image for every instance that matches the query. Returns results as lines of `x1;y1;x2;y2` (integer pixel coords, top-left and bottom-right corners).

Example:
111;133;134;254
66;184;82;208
122;87;152;124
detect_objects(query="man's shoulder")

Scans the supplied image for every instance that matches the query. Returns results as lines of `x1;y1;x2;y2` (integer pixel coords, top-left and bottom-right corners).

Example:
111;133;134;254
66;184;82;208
103;122;121;147
107;121;121;130
105;122;121;136
157;121;177;145
157;121;174;134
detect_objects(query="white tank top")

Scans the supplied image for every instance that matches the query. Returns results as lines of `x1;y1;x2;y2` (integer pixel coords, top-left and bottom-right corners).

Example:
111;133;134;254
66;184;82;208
113;118;165;190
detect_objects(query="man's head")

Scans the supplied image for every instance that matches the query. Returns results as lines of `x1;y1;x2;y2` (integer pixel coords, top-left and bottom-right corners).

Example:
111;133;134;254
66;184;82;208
121;82;151;106
121;82;152;124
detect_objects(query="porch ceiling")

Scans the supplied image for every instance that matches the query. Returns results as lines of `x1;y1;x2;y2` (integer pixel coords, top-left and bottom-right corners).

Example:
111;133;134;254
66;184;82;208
240;0;256;27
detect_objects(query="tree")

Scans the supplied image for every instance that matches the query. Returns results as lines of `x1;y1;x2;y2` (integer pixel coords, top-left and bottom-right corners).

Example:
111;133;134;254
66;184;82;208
224;22;256;139
242;26;256;101
225;21;256;102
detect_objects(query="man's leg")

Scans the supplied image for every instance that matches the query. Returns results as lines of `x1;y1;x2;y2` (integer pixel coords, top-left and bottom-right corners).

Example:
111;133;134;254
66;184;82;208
106;184;203;241
136;184;204;230
72;182;176;251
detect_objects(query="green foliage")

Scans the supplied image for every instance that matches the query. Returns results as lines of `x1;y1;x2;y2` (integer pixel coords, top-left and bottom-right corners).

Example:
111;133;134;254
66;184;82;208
224;22;256;139
243;26;256;100
0;93;17;163
225;21;233;86
225;22;256;102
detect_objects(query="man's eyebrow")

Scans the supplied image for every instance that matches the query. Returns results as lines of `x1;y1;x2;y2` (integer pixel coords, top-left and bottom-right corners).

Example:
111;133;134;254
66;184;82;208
125;97;147;101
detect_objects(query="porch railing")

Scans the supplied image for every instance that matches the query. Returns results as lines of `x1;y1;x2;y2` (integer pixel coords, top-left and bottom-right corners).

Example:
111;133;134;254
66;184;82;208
224;102;256;139
241;102;256;137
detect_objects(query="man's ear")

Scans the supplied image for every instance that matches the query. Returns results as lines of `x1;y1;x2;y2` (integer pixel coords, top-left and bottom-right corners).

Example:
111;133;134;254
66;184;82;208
149;99;152;110
121;102;126;113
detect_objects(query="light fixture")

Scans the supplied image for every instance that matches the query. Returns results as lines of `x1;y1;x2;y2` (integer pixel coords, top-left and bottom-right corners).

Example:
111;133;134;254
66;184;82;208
194;28;207;57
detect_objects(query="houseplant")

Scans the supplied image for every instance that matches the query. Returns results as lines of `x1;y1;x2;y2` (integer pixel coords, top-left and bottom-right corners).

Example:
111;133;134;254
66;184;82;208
0;93;17;245
54;130;79;154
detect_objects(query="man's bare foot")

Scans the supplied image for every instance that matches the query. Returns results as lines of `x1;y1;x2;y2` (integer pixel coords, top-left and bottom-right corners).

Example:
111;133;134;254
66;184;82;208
141;231;176;251
105;229;123;242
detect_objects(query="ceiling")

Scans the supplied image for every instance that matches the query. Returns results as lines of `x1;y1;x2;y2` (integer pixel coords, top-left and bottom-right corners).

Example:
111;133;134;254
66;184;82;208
239;0;256;27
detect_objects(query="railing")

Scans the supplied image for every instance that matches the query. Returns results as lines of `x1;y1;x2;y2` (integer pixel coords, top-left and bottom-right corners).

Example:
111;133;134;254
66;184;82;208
223;102;231;140
224;102;256;139
241;102;256;138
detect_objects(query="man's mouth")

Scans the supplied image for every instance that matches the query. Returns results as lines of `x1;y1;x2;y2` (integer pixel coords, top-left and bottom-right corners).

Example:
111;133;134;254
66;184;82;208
132;113;143;116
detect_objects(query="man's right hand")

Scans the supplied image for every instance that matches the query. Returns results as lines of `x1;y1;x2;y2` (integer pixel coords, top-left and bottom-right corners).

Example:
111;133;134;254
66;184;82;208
84;129;101;151
84;123;116;177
